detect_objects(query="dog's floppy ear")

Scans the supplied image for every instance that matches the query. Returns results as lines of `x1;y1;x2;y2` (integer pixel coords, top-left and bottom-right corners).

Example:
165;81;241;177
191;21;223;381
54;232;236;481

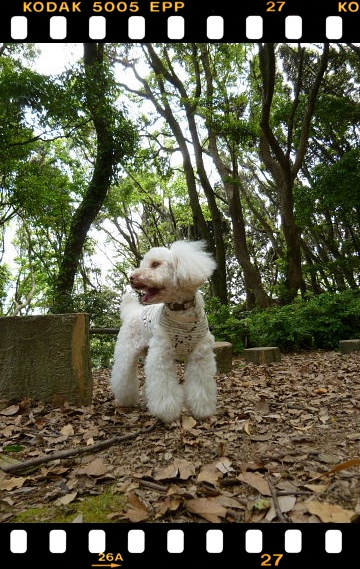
170;240;216;288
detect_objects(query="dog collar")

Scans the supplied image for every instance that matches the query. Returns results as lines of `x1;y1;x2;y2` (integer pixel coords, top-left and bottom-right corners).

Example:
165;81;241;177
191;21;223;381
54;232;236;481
166;298;195;311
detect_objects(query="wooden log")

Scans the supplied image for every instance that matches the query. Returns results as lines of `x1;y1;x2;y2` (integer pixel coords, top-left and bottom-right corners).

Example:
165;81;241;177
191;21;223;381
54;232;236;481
214;341;233;373
89;327;119;335
244;346;281;364
0;313;92;405
339;339;360;354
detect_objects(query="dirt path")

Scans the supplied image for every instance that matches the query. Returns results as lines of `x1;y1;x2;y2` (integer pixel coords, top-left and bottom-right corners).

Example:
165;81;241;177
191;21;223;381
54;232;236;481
1;350;359;523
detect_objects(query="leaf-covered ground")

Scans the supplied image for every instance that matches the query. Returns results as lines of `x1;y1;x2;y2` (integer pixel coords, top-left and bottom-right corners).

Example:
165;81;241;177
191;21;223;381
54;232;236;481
1;350;359;524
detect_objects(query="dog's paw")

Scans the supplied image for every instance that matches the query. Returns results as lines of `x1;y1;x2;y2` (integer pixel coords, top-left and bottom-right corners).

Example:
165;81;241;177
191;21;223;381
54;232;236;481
114;397;138;407
147;399;183;423
190;402;217;420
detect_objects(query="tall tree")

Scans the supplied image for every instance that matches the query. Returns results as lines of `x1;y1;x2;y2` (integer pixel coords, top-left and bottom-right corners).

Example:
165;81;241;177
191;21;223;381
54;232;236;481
199;44;271;308
115;44;228;302
258;43;329;302
52;43;137;312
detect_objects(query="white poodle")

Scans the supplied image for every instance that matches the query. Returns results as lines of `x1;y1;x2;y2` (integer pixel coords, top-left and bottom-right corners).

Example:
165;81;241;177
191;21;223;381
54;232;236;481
111;240;217;423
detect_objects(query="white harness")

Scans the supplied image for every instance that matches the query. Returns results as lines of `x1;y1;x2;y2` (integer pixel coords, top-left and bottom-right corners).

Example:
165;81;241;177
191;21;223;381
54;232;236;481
141;301;209;358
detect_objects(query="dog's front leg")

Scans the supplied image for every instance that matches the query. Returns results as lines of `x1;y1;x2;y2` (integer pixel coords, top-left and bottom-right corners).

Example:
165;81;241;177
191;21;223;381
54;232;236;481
184;333;217;419
111;326;141;406
144;330;184;423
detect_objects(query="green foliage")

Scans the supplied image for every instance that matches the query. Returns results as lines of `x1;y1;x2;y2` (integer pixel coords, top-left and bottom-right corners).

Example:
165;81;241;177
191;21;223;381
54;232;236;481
72;288;121;369
207;291;360;354
0;264;11;313
206;297;248;353
245;291;360;351
1;44;360;320
311;148;360;215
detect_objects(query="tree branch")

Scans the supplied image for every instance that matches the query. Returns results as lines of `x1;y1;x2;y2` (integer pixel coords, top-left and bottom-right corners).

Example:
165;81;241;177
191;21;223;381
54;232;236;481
1;421;158;475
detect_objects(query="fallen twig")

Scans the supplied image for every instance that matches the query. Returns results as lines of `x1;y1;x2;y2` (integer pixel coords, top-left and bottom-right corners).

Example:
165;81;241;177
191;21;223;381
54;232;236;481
265;474;290;523
137;479;169;493
0;421;159;474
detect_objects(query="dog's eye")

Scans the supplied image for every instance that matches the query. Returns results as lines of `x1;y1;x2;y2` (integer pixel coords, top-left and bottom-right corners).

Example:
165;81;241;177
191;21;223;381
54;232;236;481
151;261;161;268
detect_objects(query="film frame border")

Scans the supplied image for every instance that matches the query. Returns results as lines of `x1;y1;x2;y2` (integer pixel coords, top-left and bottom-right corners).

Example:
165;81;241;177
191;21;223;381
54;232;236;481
4;522;359;567
0;0;359;41
1;0;359;564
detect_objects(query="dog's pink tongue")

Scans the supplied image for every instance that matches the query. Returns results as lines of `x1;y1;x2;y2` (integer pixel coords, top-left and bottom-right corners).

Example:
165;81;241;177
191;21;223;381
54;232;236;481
142;288;157;303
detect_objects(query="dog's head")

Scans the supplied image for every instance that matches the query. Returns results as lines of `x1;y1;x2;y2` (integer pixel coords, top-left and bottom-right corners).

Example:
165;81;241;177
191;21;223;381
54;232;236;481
130;240;216;304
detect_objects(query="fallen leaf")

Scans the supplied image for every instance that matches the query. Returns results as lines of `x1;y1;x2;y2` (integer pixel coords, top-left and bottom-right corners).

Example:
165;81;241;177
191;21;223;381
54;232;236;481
176;459;197;480
346;434;360;441
0;405;19;416
255;397;270;414
126;491;151;522
197;462;221;485
304;500;355;523
56;491;78;506
154;459;196;481
244;422;252;435
216;457;234;474
265;496;297;521
249;434;271;442
61;424;74;437
83;458;108;477
0;477;27;490
253;498;272;511
0;426;14;437
186;497;227;522
0;496;14;507
217;495;245;510
311;458;360;480
237;472;271;496
304;483;328;493
181;416;197;430
155;496;181;517
315;453;339;464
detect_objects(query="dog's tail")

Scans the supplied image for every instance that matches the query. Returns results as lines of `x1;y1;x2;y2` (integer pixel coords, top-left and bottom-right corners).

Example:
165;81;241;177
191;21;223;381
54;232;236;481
120;292;142;322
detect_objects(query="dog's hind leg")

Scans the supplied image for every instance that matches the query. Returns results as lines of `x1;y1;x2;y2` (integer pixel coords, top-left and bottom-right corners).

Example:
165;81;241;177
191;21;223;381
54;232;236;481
144;330;185;423
184;333;217;419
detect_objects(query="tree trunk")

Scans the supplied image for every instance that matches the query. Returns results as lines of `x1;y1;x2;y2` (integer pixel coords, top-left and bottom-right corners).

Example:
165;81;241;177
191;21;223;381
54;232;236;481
199;45;270;308
143;44;228;302
280;178;306;302
229;179;271;308
52;44;116;313
258;43;329;303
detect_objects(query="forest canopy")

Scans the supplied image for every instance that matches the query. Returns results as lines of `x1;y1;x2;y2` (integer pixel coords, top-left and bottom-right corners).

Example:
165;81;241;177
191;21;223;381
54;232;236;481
0;42;359;358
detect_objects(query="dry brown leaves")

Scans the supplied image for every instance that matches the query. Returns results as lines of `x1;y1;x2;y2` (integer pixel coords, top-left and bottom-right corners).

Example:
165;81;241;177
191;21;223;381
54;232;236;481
0;350;359;524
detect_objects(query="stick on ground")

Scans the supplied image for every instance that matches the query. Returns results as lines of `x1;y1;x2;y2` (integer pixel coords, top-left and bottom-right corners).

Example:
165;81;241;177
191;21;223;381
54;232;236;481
0;421;158;475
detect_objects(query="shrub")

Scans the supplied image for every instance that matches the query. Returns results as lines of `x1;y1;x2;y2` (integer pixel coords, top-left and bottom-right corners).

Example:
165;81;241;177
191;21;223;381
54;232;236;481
245;290;360;351
206;298;248;354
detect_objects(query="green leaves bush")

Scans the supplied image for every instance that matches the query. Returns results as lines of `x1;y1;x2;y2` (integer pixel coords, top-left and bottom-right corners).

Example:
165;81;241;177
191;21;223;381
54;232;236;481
208;291;360;353
206;297;249;353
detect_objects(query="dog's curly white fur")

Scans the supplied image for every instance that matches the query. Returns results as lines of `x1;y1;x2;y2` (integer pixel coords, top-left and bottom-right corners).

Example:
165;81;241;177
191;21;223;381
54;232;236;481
111;240;217;423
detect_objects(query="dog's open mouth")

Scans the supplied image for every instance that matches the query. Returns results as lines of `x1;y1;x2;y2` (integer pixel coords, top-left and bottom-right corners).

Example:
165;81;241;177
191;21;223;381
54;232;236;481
134;286;163;304
141;287;161;303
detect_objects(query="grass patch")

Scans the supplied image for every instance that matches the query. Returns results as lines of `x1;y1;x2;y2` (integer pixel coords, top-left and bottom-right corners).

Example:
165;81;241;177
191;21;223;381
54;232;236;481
12;486;127;523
